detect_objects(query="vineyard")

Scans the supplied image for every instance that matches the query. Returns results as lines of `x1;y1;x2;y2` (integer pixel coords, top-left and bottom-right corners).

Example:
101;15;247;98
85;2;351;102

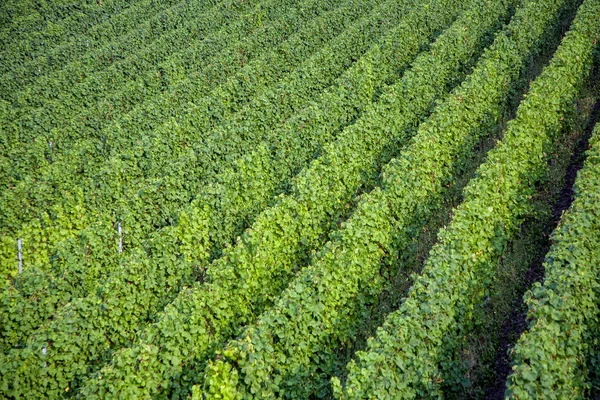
0;0;599;398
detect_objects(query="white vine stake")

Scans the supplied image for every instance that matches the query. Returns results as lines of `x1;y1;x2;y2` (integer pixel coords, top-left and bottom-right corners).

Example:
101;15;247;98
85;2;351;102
17;238;22;274
118;222;123;253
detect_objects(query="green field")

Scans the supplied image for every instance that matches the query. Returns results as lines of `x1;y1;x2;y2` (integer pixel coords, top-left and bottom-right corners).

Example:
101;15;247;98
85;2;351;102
1;0;599;398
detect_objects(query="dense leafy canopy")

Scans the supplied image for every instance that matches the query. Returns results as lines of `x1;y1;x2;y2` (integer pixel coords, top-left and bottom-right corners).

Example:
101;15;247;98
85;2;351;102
336;0;599;397
1;0;598;398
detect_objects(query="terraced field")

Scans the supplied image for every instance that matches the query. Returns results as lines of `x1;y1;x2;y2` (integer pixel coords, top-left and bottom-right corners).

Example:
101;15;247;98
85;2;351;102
1;0;599;398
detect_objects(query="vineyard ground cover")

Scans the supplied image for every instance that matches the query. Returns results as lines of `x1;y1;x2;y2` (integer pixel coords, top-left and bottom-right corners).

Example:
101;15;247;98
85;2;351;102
457;94;598;400
336;0;599;396
1;0;432;324
0;0;335;225
1;0;258;165
78;0;475;396
0;0;381;352
199;0;576;395
1;0;599;399
323;107;506;400
0;0;363;230
0;0;353;281
332;113;513;398
503;79;600;398
429;13;599;397
485;74;600;400
0;0;429;396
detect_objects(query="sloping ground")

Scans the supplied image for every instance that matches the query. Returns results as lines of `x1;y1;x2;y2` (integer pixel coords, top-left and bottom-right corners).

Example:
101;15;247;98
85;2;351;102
0;0;598;398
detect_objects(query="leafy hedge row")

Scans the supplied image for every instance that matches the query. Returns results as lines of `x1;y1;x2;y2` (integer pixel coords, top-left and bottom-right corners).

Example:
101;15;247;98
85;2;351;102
335;0;598;397
0;0;358;349
505;127;600;396
1;0;262;186
76;0;497;397
0;0;352;275
0;0;421;396
200;0;577;396
0;0;184;98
